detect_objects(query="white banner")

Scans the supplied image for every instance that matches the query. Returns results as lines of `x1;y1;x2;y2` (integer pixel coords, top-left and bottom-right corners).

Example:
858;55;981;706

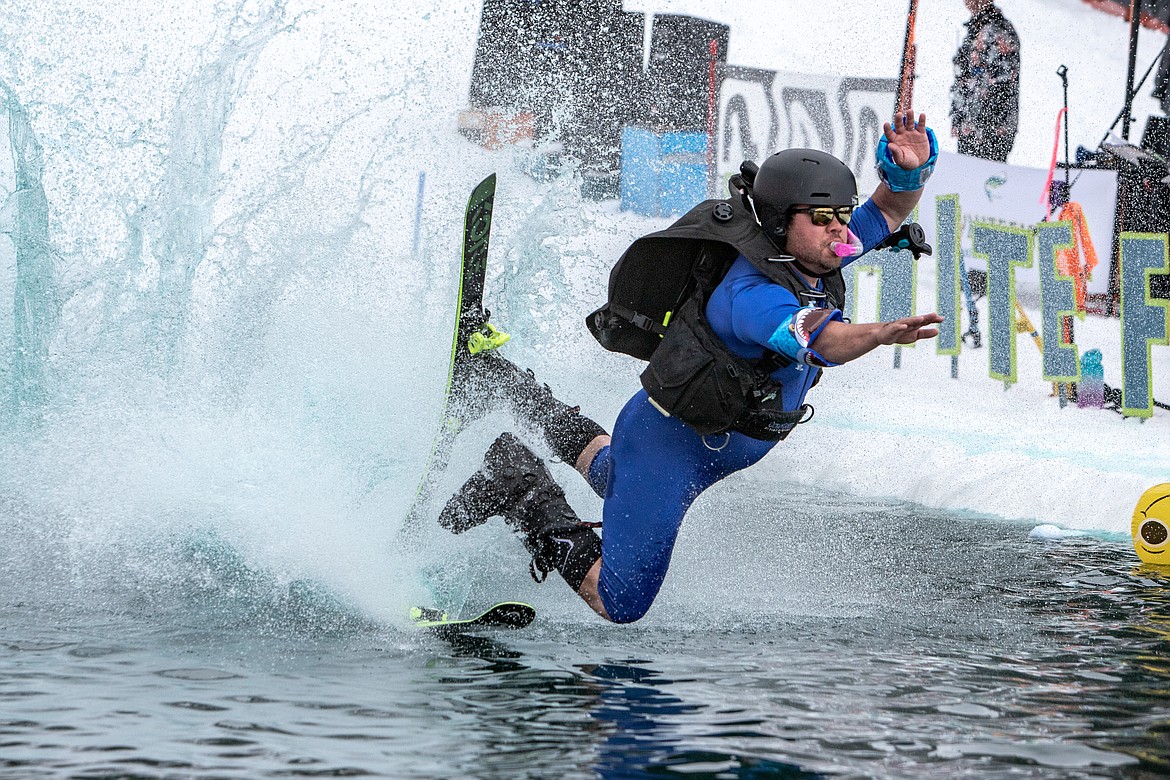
717;67;895;197
918;152;1119;294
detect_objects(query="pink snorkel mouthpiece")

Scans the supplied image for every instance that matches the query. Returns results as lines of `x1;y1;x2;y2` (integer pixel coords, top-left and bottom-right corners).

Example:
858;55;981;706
831;229;863;258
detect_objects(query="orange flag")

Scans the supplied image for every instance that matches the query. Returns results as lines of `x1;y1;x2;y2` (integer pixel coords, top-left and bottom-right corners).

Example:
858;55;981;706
1054;201;1099;312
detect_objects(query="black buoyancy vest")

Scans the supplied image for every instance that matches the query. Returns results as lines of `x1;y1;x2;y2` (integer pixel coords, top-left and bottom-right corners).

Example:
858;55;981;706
587;197;847;441
587;197;845;361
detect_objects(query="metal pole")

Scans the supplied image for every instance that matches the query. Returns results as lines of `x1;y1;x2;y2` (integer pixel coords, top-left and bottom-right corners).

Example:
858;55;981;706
1056;64;1075;401
1057;65;1070;186
895;0;920;113
706;38;718;198
1122;0;1143;140
1094;34;1169;149
412;171;426;261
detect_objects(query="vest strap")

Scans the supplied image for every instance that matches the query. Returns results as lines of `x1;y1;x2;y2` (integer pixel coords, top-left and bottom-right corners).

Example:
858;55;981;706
609;302;668;337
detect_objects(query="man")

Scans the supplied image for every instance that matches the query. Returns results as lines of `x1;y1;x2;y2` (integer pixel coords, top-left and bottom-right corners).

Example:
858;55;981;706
950;0;1020;162
440;112;943;623
1155;33;1170;116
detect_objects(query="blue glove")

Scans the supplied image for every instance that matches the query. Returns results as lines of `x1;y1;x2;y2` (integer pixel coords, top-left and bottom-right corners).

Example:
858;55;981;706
875;126;938;192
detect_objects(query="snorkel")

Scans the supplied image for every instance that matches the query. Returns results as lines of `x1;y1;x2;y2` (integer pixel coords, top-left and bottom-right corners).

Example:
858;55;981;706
830;228;863;258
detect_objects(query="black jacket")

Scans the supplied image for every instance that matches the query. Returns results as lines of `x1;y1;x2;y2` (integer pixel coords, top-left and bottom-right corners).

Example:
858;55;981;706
950;5;1020;153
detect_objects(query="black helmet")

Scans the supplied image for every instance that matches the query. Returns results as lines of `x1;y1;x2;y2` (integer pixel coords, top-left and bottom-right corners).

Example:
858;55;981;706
748;149;857;246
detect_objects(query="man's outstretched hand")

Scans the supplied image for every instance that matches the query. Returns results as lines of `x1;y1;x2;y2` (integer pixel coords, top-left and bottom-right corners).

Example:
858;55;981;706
883;111;932;170
876;312;945;346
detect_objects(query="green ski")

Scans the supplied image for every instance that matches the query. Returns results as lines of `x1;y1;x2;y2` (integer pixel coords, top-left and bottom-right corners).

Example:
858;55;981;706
404;173;509;537
410;601;536;635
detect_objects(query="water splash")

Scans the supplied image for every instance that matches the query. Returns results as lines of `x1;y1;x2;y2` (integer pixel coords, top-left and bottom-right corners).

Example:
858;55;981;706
1;82;58;417
0;1;443;623
0;0;641;627
129;1;295;375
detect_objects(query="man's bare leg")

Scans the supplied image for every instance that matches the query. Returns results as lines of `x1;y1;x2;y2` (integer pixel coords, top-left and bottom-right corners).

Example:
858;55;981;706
571;435;611;618
572;436;612;619
574;434;611;479
576;558;610;620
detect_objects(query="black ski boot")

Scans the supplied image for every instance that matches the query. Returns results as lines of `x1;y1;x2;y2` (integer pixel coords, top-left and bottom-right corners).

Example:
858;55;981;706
440;432;601;584
471;352;606;467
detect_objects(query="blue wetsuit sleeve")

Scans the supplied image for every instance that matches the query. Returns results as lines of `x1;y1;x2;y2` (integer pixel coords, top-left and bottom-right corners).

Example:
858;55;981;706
724;275;844;367
724;274;805;350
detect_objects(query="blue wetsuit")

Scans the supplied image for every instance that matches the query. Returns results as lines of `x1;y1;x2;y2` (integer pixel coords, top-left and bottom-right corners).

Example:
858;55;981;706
585;199;891;622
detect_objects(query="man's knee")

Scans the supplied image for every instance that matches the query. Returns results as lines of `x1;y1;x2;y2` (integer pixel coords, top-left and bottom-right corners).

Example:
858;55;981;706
597;579;658;624
608;611;647;625
605;601;652;624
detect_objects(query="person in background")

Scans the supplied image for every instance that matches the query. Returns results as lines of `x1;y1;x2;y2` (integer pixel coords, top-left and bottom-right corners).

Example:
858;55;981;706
1154;31;1170;116
950;0;1020;162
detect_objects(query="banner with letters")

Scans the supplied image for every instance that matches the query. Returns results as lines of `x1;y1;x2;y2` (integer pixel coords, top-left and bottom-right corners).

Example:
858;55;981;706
715;70;1119;296
917;152;1119;295
709;67;1166;415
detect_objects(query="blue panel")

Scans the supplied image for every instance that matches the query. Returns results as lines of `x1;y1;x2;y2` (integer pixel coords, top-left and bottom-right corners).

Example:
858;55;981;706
972;224;1032;384
1119;234;1170;417
659;131;708;157
620;127;661;217
1036;222;1078;382
620;128;708;217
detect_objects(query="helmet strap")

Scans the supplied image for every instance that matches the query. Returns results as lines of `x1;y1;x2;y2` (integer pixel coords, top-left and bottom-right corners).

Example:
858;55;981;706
759;210;788;255
764;228;787;256
790;258;839;280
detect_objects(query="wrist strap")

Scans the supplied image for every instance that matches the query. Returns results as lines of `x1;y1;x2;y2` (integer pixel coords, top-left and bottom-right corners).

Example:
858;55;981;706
876;126;938;192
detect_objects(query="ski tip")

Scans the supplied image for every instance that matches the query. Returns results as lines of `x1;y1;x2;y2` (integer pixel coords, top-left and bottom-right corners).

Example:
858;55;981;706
409;605;448;625
473;172;497;194
410;601;536;633
480;602;536;629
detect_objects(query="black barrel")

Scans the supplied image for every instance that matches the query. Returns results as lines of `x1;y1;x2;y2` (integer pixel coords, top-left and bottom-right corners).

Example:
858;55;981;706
644;14;730;132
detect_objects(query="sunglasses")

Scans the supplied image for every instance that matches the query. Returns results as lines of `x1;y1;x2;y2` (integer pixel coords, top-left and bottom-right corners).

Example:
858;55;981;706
790;206;854;226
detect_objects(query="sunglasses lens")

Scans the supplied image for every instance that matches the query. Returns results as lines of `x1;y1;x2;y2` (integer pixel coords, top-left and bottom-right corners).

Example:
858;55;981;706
808;207;852;226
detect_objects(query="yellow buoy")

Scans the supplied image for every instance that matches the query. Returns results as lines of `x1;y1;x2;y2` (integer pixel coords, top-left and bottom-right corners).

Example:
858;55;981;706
1132;483;1170;565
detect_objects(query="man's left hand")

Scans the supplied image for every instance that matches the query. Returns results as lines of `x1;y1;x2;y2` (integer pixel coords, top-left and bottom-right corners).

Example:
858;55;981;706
882;112;931;170
875;312;945;346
